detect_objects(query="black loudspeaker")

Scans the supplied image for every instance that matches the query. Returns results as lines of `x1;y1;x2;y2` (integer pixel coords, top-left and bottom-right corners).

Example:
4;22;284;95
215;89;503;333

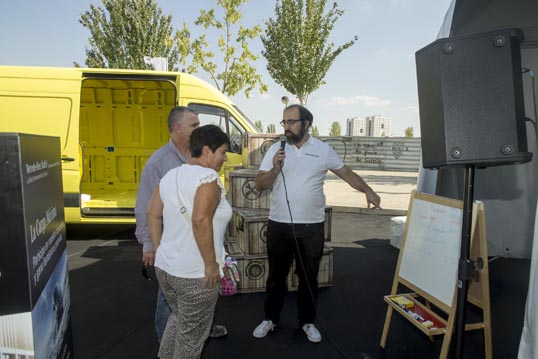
416;28;532;168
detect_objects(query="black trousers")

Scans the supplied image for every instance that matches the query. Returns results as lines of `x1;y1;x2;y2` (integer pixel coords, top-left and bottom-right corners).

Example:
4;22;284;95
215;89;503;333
264;220;325;325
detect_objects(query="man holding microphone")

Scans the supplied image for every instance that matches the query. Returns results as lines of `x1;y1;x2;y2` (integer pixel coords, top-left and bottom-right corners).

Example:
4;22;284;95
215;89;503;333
252;104;381;343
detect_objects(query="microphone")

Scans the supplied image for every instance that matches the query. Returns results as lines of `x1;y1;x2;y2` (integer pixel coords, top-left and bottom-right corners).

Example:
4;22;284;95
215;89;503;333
279;135;286;151
279;135;286;166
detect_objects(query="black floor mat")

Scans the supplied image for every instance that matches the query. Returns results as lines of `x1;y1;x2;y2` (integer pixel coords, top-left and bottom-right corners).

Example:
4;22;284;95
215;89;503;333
69;241;530;359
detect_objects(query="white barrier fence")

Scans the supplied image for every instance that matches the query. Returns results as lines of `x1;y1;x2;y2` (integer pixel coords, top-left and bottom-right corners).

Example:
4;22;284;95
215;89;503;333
318;136;421;172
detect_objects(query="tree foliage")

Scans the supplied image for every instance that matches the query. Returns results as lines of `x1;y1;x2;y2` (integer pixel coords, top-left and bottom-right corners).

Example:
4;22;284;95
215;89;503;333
254;120;264;132
267;124;276;133
176;0;267;97
262;0;357;105
78;0;179;70
405;126;414;138
311;126;319;136
329;121;341;136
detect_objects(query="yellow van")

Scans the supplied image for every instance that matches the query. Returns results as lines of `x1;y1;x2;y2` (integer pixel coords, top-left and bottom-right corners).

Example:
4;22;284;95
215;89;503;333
0;66;260;224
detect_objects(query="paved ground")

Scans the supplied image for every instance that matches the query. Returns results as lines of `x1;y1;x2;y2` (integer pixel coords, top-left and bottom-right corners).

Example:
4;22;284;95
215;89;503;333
323;170;417;248
324;169;417;213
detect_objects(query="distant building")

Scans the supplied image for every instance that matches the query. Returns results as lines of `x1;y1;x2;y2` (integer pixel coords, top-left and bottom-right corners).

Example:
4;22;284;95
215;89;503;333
346;117;368;136
346;115;391;137
366;115;391;137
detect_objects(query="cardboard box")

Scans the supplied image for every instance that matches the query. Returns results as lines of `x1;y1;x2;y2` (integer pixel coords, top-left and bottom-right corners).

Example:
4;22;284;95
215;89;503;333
228;168;271;210
225;241;334;293
235;208;270;255
390;216;407;249
232;207;333;254
288;246;334;291
225;241;269;293
241;133;280;168
223;164;244;192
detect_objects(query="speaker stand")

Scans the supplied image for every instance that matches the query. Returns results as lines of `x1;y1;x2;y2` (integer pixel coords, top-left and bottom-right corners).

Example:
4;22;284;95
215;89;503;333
454;165;483;358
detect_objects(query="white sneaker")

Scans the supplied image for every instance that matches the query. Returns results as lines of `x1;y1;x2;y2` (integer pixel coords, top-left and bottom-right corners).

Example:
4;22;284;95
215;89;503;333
209;324;228;338
253;320;276;338
302;323;321;343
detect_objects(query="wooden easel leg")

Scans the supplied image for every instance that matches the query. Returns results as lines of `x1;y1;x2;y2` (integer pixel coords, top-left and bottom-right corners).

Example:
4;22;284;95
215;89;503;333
439;331;452;359
380;306;393;348
424;300;435;342
484;325;492;359
481;270;493;359
439;310;457;359
482;297;493;359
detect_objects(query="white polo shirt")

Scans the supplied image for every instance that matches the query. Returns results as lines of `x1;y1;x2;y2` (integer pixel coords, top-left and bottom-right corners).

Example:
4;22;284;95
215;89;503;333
259;136;344;223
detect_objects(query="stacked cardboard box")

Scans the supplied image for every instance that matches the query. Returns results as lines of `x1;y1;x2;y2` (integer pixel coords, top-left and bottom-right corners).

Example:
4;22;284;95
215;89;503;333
225;133;334;293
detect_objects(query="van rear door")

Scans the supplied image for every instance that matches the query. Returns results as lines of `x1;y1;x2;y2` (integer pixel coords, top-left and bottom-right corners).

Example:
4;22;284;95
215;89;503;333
78;73;177;220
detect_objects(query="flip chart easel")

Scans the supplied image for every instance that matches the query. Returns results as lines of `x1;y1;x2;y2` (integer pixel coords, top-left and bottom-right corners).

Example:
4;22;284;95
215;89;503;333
380;191;492;359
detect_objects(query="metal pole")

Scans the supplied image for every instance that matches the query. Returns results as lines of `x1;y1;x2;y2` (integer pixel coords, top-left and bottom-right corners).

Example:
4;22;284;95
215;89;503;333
454;165;475;358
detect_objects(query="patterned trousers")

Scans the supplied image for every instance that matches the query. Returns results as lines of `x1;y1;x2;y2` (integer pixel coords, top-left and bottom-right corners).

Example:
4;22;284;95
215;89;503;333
156;268;219;359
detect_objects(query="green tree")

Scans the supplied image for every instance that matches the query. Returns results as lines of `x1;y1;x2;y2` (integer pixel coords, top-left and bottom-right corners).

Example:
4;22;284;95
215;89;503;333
329;121;341;136
78;0;179;70
262;0;357;105
254;120;264;132
267;124;276;133
311;126;319;136
176;0;267;98
405;126;414;138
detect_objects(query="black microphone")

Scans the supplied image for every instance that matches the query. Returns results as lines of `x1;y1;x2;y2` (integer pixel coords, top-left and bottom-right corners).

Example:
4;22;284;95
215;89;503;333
280;135;286;151
279;135;286;166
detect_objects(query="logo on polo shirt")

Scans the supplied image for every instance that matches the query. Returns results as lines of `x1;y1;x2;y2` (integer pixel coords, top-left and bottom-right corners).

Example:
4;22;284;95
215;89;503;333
305;153;320;158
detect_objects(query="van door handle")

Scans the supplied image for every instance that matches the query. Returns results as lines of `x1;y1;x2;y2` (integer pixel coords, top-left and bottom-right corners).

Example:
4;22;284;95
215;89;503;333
61;157;75;162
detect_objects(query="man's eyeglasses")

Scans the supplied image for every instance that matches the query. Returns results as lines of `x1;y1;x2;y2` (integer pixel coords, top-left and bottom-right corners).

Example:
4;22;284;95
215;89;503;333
280;119;303;127
141;265;157;281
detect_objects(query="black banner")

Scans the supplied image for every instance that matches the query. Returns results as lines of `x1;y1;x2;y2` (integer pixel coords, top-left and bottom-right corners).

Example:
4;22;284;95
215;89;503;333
0;133;65;315
0;133;73;358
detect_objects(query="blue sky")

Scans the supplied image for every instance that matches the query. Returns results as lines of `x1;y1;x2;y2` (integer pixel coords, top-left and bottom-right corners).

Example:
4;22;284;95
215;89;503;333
0;0;452;136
